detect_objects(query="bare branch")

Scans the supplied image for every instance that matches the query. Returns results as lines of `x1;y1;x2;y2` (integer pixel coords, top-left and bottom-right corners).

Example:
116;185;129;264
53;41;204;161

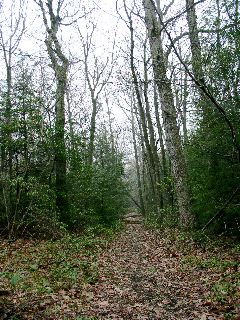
163;0;175;16
149;0;240;159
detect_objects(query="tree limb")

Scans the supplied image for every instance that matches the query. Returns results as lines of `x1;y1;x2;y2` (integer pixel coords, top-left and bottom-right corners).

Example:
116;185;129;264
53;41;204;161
149;0;240;160
202;186;240;231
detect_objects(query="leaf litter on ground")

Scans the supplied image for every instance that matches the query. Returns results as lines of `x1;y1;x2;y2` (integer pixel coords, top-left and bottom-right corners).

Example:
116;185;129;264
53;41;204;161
0;217;239;319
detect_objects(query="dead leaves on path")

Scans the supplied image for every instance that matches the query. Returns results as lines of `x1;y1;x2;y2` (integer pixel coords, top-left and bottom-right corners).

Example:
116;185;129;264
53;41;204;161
79;224;239;319
0;222;239;319
0;232;109;319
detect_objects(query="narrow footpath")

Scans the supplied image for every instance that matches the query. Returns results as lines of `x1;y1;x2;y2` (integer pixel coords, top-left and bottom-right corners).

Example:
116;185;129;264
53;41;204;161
1;213;238;319
78;214;238;319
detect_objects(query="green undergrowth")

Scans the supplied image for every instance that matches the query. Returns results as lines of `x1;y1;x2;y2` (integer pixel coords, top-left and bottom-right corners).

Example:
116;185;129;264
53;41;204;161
0;221;123;318
0;222;122;293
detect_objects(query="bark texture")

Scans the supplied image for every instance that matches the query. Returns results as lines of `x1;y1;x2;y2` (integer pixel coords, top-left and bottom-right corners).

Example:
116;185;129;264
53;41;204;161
186;0;205;86
131;101;146;216
128;16;158;214
37;0;69;222
143;0;194;227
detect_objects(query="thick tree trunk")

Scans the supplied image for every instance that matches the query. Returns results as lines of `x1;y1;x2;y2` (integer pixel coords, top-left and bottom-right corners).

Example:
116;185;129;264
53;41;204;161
37;0;69;223
186;0;205;86
143;0;194;227
185;0;207;116
143;44;163;209
154;82;172;207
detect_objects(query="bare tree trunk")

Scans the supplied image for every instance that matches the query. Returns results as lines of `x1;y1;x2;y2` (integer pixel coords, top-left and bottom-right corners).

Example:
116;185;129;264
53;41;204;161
78;25;115;166
154;82;167;176
129;9;160;214
36;0;69;223
143;43;163;209
186;0;205;91
131;100;146;215
55;66;68;222
143;0;194;228
134;96;157;214
173;70;188;144
153;82;172;207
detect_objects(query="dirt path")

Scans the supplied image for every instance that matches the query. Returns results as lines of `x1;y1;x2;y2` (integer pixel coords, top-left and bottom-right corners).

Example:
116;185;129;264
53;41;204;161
78;216;227;319
1;215;238;319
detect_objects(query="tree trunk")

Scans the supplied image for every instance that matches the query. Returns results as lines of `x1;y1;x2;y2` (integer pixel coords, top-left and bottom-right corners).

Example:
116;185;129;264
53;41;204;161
143;43;163;209
154;82;171;207
36;0;69;223
55;66;68;222
134;96;157;214
79;25;114;167
131;100;146;215
143;0;194;228
88;97;97;166
128;11;160;214
186;0;205;87
154;82;167;177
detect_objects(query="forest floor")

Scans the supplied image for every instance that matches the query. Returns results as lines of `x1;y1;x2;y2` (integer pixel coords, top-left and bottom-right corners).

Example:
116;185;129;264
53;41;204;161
0;214;239;319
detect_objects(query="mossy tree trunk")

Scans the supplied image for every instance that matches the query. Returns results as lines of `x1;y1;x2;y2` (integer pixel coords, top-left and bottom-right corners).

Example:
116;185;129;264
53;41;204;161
36;0;69;223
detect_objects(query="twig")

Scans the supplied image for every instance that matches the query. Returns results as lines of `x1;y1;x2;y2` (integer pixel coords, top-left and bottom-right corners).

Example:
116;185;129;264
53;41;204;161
202;187;240;231
128;193;142;210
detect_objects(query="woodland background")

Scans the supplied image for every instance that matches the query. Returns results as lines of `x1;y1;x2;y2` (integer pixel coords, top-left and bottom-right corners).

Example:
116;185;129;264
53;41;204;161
0;0;239;238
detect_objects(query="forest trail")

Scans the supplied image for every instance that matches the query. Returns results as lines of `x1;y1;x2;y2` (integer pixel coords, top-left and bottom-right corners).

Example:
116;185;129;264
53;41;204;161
1;214;238;319
78;215;227;320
